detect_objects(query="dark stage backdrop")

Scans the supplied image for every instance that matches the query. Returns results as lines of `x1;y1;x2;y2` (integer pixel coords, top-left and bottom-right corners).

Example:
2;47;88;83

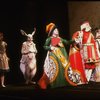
0;0;70;84
68;1;100;36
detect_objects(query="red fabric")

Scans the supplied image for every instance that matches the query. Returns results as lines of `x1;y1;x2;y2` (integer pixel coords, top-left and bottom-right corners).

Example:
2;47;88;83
69;49;87;83
85;64;95;69
82;30;98;69
82;31;97;58
87;46;92;59
51;37;60;46
69;31;87;83
38;73;50;89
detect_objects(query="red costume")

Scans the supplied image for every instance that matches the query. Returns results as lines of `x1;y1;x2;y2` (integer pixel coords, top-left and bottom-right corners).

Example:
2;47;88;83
72;21;100;82
69;31;87;84
80;22;99;69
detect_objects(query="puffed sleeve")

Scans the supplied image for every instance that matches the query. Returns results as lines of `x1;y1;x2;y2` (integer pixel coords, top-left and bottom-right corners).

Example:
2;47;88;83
61;38;75;45
43;37;51;50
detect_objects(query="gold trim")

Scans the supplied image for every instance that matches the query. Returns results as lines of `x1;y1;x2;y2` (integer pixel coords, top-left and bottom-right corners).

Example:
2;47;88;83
49;56;59;83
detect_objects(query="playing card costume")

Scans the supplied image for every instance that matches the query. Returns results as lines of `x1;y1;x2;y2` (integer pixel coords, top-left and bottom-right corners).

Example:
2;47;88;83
38;23;75;89
69;31;87;85
93;28;100;82
72;21;99;82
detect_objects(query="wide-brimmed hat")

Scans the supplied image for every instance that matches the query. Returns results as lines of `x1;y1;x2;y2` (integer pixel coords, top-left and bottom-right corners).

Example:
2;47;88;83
46;23;56;36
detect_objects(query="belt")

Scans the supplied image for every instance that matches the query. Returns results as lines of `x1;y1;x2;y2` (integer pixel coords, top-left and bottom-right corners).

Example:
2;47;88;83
82;43;94;46
22;52;34;55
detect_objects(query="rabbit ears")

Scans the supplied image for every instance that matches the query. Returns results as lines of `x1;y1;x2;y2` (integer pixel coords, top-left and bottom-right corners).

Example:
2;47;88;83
20;28;36;37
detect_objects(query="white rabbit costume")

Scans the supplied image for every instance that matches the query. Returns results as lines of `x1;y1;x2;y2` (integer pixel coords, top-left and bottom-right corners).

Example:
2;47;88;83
20;28;37;84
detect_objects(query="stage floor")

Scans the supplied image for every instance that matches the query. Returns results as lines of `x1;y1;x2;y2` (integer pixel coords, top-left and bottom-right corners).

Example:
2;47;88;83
0;82;100;100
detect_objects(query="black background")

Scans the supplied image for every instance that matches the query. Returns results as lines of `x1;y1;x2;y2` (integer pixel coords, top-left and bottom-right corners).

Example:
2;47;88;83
0;0;70;84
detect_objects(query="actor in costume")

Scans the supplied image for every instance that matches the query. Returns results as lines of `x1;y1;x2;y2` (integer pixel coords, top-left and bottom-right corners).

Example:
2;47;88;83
20;28;37;84
73;21;99;82
68;31;87;85
38;23;75;89
95;28;100;57
0;32;9;87
92;28;100;82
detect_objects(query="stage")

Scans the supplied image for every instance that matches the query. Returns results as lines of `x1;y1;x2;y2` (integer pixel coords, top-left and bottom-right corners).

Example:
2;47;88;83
0;82;100;100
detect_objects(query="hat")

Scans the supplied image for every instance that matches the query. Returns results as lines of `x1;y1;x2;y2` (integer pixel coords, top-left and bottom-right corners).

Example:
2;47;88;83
46;23;56;36
80;21;90;31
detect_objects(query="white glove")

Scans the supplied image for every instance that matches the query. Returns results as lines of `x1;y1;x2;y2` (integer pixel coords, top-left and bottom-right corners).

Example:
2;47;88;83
51;46;56;50
75;38;80;43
